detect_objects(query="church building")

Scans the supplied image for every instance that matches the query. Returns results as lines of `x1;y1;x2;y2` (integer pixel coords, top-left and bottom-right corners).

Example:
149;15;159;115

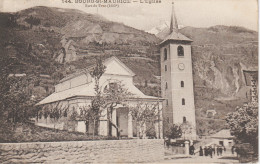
160;3;197;139
36;56;163;138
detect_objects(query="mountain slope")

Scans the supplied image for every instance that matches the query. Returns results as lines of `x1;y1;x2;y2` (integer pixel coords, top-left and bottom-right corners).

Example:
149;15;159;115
0;6;160;90
0;6;258;135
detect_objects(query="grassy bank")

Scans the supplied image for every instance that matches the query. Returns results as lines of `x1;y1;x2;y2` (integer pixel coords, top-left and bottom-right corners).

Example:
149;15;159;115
0;121;116;143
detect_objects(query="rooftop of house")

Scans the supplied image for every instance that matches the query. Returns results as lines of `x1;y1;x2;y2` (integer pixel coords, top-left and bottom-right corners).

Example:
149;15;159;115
210;129;235;139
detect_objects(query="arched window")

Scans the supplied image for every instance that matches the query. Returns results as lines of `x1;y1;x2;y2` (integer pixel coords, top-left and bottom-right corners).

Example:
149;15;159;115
165;82;168;90
165;65;167;71
166;99;168;106
182;98;185;105
164;48;167;60
183;117;186;123
181;81;184;87
178;46;184;56
104;82;118;94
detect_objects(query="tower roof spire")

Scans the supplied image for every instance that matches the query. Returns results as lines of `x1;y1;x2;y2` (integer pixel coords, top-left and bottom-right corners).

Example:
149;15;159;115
170;1;178;33
159;1;192;46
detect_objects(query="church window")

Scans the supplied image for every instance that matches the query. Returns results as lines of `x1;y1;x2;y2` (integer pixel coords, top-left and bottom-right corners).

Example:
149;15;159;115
104;82;119;94
178;46;184;56
165;65;167;71
164;48;167;60
166;99;168;106
183;117;186;123
182;98;185;105
181;81;184;87
165;82;168;90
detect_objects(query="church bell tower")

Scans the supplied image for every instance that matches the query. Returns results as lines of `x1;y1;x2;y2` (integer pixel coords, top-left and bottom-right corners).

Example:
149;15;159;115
160;2;196;139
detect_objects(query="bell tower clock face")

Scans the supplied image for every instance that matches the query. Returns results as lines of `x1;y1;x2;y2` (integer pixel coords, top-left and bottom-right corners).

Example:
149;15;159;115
178;63;185;70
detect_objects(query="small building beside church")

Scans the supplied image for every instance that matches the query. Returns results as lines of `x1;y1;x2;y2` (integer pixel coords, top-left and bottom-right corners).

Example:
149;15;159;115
36;56;163;138
210;129;235;148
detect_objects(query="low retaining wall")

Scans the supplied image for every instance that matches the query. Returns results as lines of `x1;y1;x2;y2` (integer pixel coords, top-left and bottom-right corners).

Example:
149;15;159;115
0;139;164;163
166;146;186;155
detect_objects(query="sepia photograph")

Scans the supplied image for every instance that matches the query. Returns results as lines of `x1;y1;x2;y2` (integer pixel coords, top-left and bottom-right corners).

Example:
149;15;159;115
0;0;258;163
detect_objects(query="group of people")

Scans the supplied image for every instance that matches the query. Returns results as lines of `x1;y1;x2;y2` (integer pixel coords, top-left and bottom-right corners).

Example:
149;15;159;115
199;145;226;158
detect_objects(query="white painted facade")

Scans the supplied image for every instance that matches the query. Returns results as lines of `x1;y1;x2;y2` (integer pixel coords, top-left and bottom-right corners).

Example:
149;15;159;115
160;42;196;139
210;129;235;148
36;56;163;138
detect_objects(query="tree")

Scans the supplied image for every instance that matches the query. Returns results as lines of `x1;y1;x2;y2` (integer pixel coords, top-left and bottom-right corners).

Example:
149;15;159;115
226;102;258;153
88;57;106;135
72;57;106;136
37;100;69;131
4;75;37;129
78;104;101;138
165;124;182;139
102;81;131;138
0;48;15;119
49;102;69;130
24;16;41;28
129;101;159;139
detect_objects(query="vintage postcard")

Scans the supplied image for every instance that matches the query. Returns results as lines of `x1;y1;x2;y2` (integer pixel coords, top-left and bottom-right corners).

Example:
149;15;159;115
0;0;258;163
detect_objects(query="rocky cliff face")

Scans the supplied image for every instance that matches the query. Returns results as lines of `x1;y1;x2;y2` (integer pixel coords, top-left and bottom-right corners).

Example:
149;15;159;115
192;43;257;98
154;25;258;99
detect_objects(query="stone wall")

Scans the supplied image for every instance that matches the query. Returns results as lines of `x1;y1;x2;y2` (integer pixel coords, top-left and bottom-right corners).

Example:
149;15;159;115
166;146;186;155
0;139;164;163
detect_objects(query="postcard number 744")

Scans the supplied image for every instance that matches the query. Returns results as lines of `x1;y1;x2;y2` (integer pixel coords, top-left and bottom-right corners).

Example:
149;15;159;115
62;0;73;3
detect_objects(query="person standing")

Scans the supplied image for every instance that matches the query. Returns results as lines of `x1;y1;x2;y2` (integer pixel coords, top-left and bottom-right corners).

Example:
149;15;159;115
219;146;223;156
209;146;213;158
204;146;208;156
199;146;203;156
190;144;195;155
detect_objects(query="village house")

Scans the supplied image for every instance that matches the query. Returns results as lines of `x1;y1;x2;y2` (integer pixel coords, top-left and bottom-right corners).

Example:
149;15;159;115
243;70;258;103
36;56;163;138
210;129;235;148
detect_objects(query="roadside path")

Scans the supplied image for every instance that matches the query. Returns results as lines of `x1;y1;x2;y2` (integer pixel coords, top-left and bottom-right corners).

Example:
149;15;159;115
161;151;239;163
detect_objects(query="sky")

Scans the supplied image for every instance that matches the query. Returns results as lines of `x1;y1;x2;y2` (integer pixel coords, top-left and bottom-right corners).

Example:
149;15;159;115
0;0;258;31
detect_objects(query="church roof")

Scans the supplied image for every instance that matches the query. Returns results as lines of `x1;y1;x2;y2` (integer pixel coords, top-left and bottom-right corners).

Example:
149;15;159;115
37;56;161;105
160;2;192;45
59;56;135;83
37;83;94;105
37;82;161;105
160;30;192;45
